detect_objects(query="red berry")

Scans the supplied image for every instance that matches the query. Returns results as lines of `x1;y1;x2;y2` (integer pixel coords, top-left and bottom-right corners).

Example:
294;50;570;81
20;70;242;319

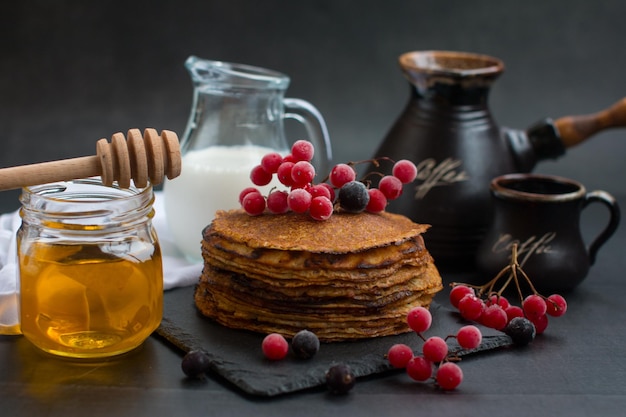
365;188;387;213
529;314;549;334
261;333;289;360
290;161;316;186
481;305;508;330
309;196;333;221
329;163;356;188
287;188;312;213
523;295;547;320
260;152;283;174
458;294;484;321
291;140;314;162
242;192;266;216
456;325;482;349
250;164;273;186
545;294;567;317
387;344;414;369
266;190;289;214
277;161;295;186
239;187;260;205
392;159;417;184
379;175;403;200
422;336;448;363
319;182;336;202
309;184;332;200
436;362;463;390
505;305;525;322
407;306;432;333
406;356;433;381
486;294;510;309
450;285;474;309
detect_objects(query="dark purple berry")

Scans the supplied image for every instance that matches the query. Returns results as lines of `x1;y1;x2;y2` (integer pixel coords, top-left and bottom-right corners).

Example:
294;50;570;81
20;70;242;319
181;350;212;379
326;363;355;394
337;181;370;213
291;330;320;359
504;317;536;346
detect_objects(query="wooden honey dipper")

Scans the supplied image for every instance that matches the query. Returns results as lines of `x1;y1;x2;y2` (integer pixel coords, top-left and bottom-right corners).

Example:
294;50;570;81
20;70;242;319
0;128;182;191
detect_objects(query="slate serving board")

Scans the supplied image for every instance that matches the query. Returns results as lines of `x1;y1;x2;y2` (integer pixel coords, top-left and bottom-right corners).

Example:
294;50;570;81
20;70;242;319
156;286;512;397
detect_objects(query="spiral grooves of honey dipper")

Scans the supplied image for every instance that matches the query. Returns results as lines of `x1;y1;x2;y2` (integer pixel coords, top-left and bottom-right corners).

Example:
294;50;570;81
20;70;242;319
96;129;181;187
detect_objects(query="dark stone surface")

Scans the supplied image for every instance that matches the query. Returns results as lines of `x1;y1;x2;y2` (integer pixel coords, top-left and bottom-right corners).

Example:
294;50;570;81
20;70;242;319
157;286;512;396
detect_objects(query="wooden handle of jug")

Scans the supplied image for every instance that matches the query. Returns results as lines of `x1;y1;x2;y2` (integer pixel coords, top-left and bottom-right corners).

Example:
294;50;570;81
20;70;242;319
0;128;181;191
555;98;626;147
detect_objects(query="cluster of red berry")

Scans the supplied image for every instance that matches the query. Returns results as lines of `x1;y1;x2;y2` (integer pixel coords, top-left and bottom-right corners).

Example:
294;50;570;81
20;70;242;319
450;286;566;335
450;244;567;335
386;306;483;390
239;140;417;220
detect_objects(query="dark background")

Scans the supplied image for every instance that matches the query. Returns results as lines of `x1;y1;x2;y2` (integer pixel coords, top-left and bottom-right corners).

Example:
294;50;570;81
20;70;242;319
2;0;625;210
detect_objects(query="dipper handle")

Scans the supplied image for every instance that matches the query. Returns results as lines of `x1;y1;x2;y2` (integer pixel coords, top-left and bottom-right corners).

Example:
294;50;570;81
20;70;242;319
0;128;181;191
555;98;626;147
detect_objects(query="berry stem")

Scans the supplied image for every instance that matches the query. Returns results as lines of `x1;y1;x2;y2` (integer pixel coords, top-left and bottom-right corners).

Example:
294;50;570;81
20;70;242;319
320;157;396;184
451;243;543;304
505;243;543;302
415;332;427;342
510;260;525;304
359;171;384;184
515;259;542;297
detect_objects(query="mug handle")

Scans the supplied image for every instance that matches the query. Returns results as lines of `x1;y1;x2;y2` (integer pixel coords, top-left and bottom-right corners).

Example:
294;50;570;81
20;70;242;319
583;190;621;265
283;98;333;174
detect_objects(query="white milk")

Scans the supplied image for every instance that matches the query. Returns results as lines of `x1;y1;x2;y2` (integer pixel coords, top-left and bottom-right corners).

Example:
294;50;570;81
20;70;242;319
162;145;286;261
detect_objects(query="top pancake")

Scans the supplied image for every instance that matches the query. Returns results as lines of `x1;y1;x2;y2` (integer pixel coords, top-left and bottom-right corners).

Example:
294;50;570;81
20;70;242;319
207;209;430;253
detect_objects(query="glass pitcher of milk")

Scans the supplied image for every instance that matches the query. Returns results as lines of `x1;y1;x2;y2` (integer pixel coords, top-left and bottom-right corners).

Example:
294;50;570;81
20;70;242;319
163;56;332;261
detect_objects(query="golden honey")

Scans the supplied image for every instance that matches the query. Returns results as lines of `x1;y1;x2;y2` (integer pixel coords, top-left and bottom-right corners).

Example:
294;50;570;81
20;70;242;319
17;179;163;358
19;240;162;357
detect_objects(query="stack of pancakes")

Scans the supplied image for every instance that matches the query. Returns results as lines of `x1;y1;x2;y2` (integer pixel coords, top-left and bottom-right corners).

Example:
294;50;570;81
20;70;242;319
195;209;443;342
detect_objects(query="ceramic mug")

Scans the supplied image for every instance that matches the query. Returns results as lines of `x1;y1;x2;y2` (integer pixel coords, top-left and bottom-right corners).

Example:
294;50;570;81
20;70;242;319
475;173;620;293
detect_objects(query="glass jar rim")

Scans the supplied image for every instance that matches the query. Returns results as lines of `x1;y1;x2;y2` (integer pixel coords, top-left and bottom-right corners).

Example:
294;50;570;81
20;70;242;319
19;177;155;230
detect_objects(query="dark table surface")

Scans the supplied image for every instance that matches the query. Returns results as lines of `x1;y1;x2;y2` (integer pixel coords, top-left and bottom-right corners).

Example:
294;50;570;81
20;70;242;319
1;192;625;417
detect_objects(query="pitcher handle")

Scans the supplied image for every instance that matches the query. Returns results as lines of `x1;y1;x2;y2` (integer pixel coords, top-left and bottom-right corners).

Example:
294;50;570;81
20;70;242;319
583;190;621;265
283;98;333;174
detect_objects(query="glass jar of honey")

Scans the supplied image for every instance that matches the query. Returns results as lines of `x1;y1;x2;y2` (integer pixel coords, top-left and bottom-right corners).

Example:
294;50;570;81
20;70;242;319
17;178;163;358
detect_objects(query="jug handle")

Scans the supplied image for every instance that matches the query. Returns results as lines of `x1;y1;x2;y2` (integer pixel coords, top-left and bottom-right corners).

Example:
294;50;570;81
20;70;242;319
555;97;626;147
583;190;621;265
283;98;333;173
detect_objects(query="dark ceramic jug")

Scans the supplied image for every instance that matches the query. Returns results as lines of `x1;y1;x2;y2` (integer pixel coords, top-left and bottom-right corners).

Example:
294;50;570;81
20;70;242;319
475;174;620;293
371;50;626;271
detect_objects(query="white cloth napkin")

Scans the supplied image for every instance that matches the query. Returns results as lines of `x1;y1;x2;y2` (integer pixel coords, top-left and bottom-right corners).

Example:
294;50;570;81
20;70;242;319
152;192;204;289
0;211;21;329
0;191;202;329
